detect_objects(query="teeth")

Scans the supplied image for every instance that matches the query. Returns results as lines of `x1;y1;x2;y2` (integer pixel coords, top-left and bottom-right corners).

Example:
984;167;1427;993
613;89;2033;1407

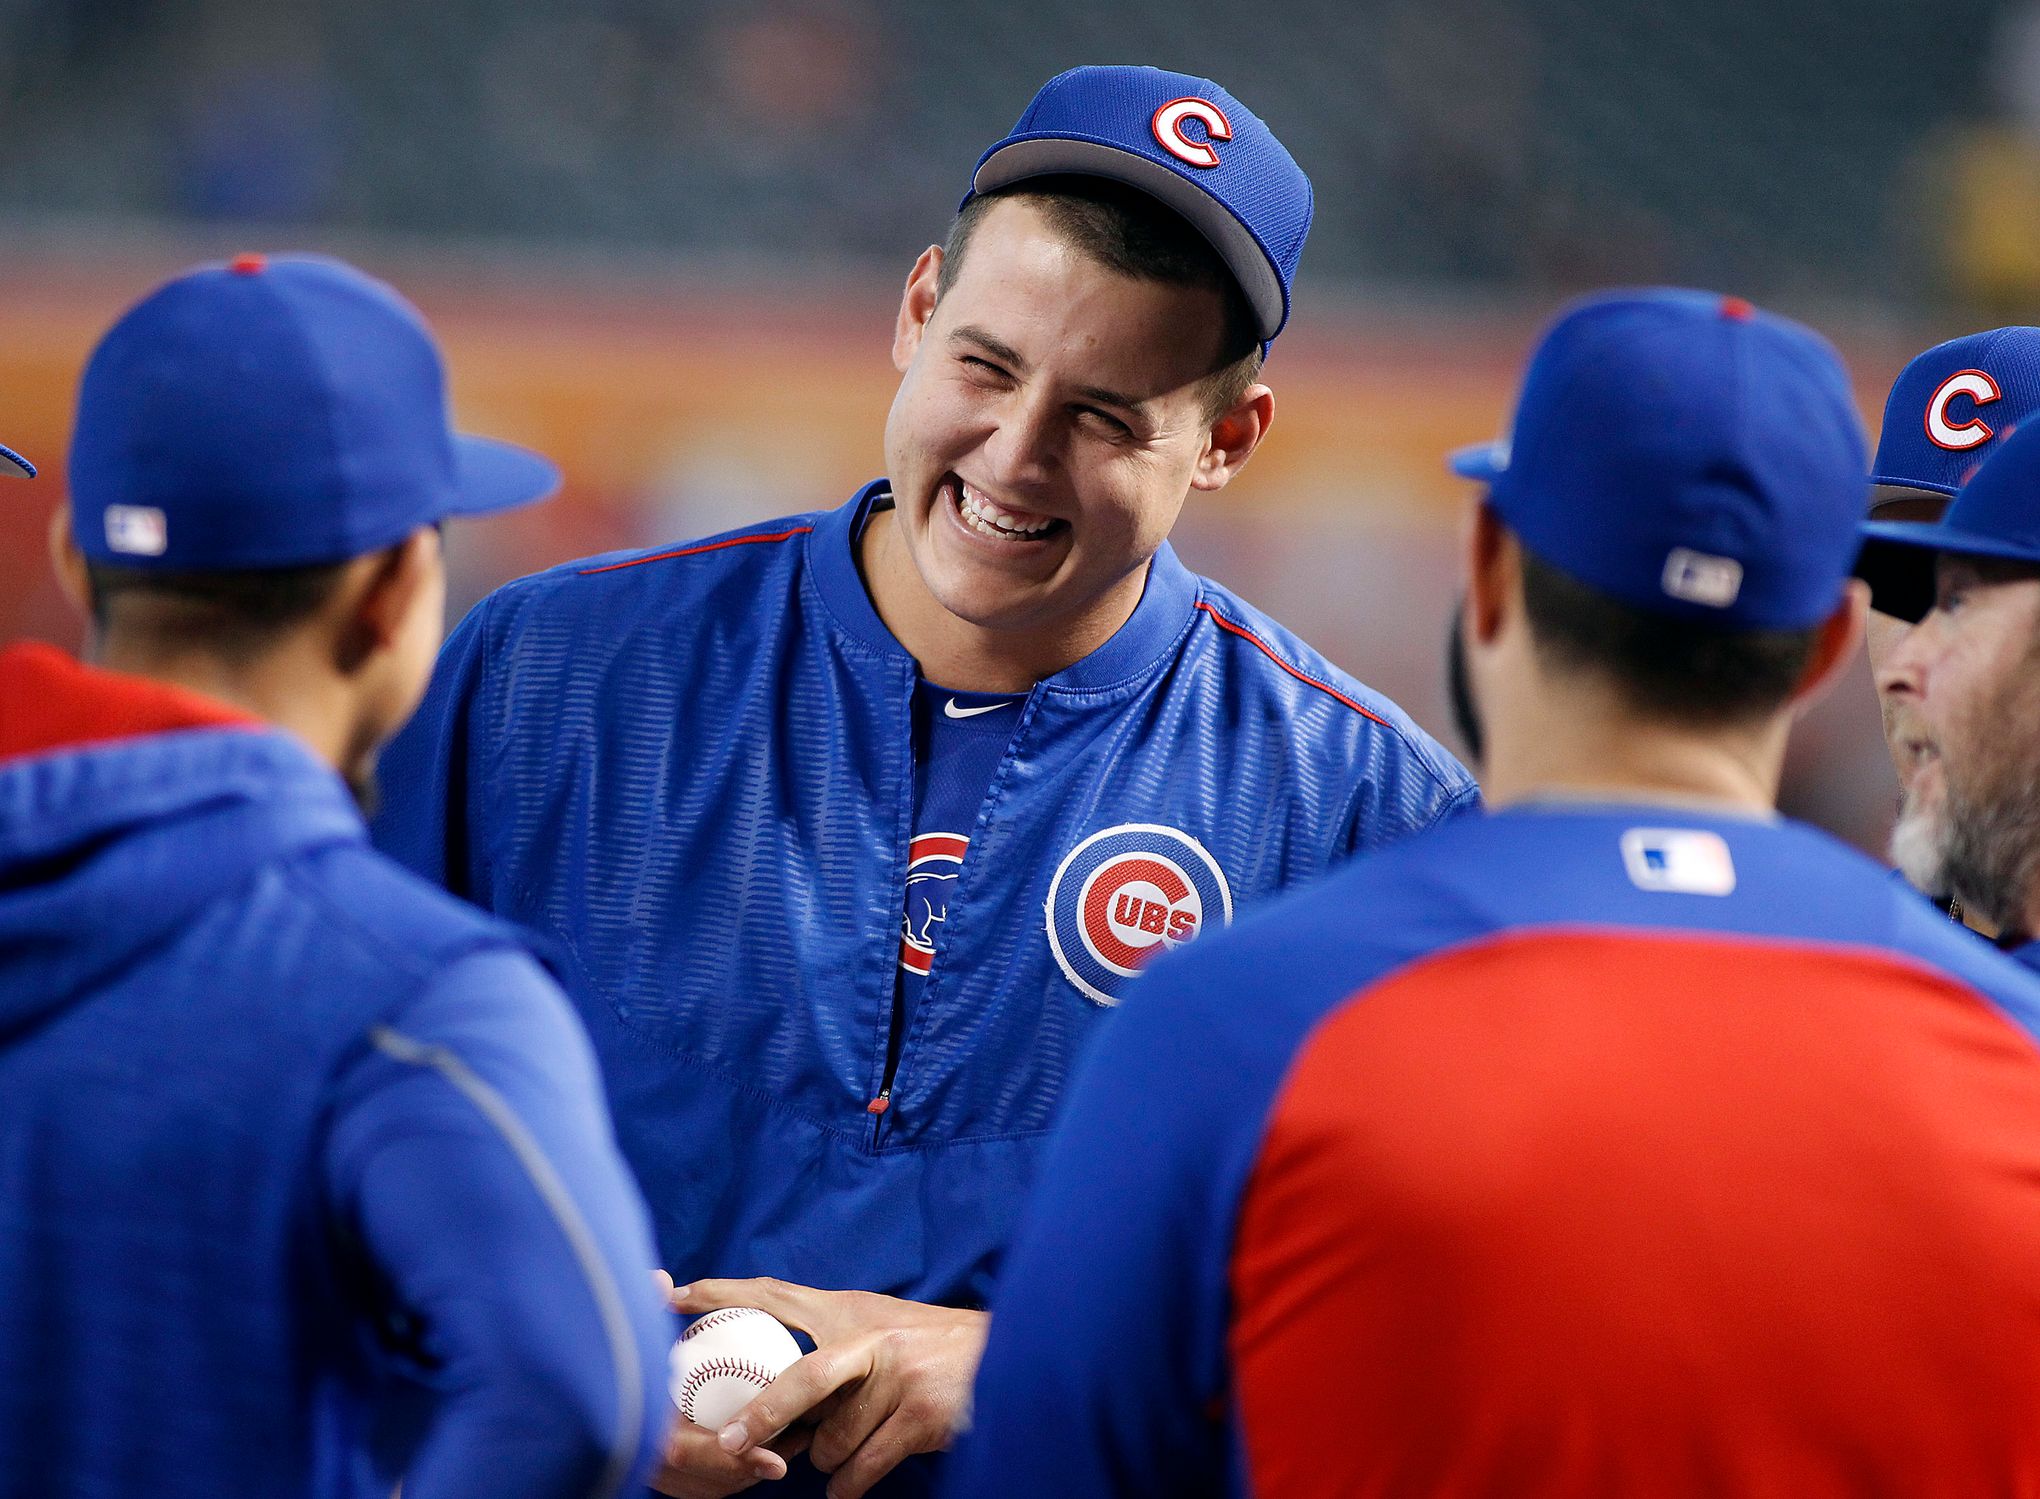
958;481;1055;539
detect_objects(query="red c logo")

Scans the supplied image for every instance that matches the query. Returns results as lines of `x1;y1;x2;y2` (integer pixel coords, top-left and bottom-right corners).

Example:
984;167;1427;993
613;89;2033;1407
1079;855;1201;974
1152;97;1232;170
1926;369;2002;451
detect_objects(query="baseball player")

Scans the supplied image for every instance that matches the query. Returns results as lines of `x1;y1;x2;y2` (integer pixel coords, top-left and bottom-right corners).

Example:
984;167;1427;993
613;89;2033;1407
952;290;2040;1499
1861;328;2040;924
1858;415;2040;972
373;65;1474;1499
0;256;673;1498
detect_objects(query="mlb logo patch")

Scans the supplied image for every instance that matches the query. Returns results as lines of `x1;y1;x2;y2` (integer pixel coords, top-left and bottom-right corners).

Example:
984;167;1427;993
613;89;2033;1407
104;505;168;557
1620;828;1737;896
1660;548;1742;608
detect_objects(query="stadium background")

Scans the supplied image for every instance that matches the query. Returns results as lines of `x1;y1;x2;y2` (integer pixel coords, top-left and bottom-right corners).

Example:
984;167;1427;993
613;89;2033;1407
7;0;2040;851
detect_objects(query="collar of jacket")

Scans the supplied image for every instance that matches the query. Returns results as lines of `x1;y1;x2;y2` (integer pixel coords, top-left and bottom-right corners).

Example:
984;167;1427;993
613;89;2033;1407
0;641;262;764
806;480;1202;695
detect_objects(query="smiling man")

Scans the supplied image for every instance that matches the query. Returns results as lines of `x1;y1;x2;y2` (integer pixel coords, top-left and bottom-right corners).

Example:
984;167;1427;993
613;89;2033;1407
374;64;1474;1499
1859;416;2040;968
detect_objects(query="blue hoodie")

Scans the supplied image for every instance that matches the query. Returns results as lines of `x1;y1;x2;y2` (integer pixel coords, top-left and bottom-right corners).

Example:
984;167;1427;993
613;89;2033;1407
0;643;673;1499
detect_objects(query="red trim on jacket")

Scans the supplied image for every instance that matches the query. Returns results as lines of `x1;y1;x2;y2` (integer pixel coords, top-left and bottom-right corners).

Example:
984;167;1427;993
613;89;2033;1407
577;526;816;575
1194;602;1390;726
0;641;261;764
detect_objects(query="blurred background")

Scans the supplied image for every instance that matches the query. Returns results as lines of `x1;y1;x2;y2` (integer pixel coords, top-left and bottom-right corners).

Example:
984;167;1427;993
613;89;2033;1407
8;0;2040;848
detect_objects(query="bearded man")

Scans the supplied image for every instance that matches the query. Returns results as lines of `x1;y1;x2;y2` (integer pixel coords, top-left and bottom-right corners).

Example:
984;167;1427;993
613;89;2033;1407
1859;413;2040;966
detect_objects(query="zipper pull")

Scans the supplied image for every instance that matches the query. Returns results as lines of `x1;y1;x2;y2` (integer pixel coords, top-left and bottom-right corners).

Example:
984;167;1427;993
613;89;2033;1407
866;1090;891;1115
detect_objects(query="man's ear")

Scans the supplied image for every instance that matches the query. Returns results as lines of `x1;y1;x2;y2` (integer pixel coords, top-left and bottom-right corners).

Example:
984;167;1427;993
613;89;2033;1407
336;527;440;674
1191;386;1274;492
1463;501;1517;647
893;246;944;375
46;502;92;621
1790;579;1869;717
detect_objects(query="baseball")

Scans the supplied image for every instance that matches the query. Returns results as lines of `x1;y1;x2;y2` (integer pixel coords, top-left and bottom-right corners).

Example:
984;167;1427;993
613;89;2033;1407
668;1307;804;1430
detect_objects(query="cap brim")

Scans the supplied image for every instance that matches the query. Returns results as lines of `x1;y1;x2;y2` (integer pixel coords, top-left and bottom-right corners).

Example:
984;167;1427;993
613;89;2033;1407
0;442;36;479
443;434;560;519
1449;441;1508;481
1867;483;1953;521
1854;518;2040;622
1868;473;1957;499
971;135;1285;344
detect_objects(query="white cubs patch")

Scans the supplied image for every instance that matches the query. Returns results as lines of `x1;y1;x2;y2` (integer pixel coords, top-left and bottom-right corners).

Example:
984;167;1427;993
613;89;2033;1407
1925;368;2001;451
1045;823;1233;1005
1151;97;1232;170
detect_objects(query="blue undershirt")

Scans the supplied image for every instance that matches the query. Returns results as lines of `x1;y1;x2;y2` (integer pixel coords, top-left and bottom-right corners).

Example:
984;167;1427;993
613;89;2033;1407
879;681;1021;1106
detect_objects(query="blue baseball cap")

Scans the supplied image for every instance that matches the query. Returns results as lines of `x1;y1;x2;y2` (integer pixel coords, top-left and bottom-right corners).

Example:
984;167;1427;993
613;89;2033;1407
1870;327;2040;500
0;444;32;478
1450;288;1869;631
1857;417;2040;623
70;253;558;570
965;65;1312;348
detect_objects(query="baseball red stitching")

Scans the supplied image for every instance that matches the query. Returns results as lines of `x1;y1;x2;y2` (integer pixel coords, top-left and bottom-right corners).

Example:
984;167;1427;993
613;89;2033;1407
677;1356;777;1424
681;1307;765;1341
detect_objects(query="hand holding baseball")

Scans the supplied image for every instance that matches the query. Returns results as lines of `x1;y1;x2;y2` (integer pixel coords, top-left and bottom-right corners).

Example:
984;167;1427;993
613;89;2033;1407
647;1270;808;1498
670;1275;990;1499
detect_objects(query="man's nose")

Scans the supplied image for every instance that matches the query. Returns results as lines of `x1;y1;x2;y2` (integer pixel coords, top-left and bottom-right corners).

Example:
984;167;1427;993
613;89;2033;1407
982;393;1060;491
1878;609;1941;698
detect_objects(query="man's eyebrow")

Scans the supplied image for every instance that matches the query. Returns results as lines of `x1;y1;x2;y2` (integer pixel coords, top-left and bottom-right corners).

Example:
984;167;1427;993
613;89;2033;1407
950;324;1152;416
951;325;1028;371
1071;380;1150;415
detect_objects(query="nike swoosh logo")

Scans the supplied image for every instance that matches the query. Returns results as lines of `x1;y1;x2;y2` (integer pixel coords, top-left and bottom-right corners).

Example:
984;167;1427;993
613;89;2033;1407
944;697;1014;719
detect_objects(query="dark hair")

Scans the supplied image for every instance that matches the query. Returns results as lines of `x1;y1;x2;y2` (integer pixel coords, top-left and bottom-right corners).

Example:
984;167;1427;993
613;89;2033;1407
86;558;352;665
1519;548;1821;726
936;174;1263;419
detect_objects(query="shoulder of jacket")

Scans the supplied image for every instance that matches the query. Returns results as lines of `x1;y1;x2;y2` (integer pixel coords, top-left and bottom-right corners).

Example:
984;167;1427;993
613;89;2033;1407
477;511;827;631
1187;579;1473;793
279;842;534;985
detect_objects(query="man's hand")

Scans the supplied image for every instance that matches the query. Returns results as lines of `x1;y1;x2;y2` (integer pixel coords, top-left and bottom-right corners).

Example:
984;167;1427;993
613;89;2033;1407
670;1276;990;1499
647;1419;808;1498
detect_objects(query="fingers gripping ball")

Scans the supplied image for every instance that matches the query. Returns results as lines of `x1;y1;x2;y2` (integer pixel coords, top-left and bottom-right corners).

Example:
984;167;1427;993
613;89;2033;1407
669;1307;803;1430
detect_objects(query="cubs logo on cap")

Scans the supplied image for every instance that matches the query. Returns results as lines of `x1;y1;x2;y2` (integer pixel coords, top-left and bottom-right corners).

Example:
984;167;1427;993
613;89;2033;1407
1872;328;2040;499
1151;97;1231;169
0;442;33;479
964;65;1313;349
1858;414;2040;622
1045;823;1232;1006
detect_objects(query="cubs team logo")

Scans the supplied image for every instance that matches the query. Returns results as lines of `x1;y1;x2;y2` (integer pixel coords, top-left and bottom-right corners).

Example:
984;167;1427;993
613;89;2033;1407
1925;368;2001;451
1151;97;1232;170
900;832;969;974
1044;823;1232;1006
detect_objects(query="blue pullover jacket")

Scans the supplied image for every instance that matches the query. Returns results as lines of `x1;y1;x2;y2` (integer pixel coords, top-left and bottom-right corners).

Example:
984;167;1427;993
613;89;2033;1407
0;643;673;1499
374;482;1475;1331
